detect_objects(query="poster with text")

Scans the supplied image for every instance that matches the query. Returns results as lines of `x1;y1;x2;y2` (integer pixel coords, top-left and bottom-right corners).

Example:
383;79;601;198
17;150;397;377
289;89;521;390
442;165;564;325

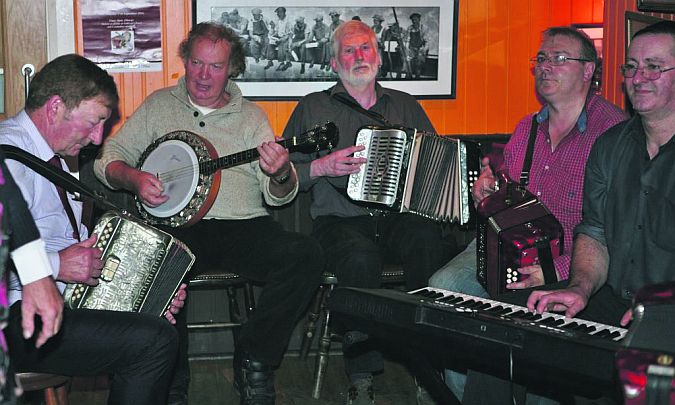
81;0;162;72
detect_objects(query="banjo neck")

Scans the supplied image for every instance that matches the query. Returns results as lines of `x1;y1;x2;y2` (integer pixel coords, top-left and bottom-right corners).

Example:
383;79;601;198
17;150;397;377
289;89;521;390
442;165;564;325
200;138;296;175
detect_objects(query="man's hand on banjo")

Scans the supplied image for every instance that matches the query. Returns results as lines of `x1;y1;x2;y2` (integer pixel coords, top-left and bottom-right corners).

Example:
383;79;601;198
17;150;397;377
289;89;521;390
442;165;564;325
134;170;170;207
105;160;169;207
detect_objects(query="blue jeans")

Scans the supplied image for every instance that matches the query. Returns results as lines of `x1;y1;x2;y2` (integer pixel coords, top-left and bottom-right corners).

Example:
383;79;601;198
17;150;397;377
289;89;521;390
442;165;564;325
428;239;488;298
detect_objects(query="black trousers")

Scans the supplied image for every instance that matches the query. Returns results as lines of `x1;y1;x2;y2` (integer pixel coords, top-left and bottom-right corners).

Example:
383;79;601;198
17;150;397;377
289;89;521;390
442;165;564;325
169;216;324;369
312;213;453;376
6;303;178;405
462;283;631;405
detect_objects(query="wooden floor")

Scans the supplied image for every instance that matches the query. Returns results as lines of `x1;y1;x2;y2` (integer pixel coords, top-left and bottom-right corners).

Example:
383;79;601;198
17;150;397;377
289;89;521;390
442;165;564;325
18;354;423;405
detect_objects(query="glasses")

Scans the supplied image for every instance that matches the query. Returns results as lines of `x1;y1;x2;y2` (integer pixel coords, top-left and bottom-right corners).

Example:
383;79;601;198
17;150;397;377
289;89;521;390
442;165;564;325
620;63;675;80
530;54;592;67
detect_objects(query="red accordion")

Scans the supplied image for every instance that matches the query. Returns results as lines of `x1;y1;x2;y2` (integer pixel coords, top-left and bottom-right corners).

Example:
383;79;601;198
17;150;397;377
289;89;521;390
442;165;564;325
476;176;563;297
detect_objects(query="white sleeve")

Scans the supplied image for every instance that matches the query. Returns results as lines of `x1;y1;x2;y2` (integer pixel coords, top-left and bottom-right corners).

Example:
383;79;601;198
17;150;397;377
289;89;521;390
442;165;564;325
10;238;55;285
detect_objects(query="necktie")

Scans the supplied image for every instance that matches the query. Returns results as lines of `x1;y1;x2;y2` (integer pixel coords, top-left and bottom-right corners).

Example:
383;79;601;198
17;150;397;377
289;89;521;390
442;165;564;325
47;155;81;242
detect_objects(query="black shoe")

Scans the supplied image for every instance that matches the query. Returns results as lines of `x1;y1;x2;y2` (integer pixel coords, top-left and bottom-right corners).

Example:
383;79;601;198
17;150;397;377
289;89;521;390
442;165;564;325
300;64;305;74
264;61;274;70
275;63;285;71
233;349;276;405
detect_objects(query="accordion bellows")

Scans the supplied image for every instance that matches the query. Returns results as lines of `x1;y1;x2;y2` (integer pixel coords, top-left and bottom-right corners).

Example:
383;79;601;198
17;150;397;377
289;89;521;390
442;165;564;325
63;212;195;316
347;126;479;224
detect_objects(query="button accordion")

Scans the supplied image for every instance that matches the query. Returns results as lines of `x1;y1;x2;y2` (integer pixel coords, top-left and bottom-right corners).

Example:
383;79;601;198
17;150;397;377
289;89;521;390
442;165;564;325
476;177;563;297
347;126;480;224
63;212;195;316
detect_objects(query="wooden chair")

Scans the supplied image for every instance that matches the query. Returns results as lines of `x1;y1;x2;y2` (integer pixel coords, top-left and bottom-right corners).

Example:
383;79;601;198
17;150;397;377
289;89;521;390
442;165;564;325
298;264;406;399
15;372;70;405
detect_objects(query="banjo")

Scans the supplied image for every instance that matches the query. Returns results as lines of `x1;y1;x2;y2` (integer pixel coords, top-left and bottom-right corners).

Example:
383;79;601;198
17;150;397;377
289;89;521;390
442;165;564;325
135;122;338;227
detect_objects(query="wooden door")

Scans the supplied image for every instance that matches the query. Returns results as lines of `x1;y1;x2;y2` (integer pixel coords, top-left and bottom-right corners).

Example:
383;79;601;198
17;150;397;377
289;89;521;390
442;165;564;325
0;0;47;117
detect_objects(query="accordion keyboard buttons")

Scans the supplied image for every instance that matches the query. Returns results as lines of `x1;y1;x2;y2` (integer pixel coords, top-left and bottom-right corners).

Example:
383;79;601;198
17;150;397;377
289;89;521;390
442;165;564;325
468;169;479;190
505;267;519;285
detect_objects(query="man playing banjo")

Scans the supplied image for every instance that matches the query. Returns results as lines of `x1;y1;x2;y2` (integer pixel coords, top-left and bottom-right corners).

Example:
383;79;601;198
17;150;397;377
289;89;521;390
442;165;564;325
94;22;324;405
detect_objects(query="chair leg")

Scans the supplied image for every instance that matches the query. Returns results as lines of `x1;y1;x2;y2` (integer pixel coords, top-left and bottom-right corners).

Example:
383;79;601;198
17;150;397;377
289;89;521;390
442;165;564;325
312;284;335;399
299;284;327;360
44;383;69;405
227;285;243;343
55;383;69;405
244;282;256;314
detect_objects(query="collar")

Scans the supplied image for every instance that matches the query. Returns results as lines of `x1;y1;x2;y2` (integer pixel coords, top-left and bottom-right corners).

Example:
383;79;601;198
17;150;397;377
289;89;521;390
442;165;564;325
15;110;57;161
626;114;675;147
171;77;244;114
536;94;592;134
329;80;389;104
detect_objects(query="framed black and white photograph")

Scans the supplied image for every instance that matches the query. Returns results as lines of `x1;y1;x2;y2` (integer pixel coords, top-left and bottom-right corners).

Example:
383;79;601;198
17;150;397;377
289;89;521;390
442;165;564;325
637;0;675;12
193;0;458;99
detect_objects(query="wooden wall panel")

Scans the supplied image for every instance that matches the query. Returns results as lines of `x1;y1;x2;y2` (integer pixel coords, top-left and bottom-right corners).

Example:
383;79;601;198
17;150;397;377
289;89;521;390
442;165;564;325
72;0;606;137
1;0;48;116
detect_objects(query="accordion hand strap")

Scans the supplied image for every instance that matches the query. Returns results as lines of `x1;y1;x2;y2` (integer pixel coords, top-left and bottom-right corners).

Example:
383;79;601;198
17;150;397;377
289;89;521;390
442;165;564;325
519;114;539;186
535;238;558;285
1;144;120;212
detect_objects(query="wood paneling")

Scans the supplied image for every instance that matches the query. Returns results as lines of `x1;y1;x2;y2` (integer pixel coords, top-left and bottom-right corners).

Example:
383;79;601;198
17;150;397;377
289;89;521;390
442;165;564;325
72;0;605;136
0;0;48;116
601;0;675;110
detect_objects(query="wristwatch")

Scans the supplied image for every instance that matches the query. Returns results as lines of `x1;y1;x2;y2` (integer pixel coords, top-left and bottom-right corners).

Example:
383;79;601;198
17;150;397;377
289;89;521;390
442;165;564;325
273;170;291;184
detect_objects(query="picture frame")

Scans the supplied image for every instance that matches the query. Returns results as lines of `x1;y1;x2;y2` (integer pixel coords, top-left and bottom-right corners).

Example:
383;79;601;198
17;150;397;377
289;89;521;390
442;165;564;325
637;0;675;12
625;12;663;52
192;0;458;100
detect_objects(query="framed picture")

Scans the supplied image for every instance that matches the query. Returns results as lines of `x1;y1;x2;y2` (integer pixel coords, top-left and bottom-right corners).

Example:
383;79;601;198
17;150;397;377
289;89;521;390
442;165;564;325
193;0;458;100
625;12;663;52
637;0;675;12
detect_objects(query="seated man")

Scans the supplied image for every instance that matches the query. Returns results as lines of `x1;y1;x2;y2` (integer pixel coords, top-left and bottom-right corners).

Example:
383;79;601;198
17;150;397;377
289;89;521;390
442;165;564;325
285;20;452;404
307;15;330;71
265;7;293;71
93;22;324;405
0;53;186;405
290;16;308;74
428;26;626;400
462;20;675;404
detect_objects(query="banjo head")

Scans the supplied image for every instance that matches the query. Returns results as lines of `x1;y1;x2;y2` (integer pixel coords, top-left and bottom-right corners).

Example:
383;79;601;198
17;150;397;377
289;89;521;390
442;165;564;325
136;131;216;227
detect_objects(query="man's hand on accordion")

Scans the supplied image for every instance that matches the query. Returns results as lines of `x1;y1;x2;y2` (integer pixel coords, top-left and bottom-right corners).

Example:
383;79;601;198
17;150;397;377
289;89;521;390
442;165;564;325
471;157;498;204
506;264;555;290
164;283;188;324
310;145;366;178
56;234;104;286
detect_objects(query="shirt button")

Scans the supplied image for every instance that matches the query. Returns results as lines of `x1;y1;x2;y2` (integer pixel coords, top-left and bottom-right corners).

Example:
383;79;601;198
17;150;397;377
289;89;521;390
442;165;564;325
193;111;199;117
544;165;549;170
536;191;541;196
199;122;205;127
643;190;649;195
637;224;642;230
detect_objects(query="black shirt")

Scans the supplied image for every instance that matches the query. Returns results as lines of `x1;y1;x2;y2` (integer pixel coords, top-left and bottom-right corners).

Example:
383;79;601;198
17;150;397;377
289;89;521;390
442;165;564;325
575;115;675;300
